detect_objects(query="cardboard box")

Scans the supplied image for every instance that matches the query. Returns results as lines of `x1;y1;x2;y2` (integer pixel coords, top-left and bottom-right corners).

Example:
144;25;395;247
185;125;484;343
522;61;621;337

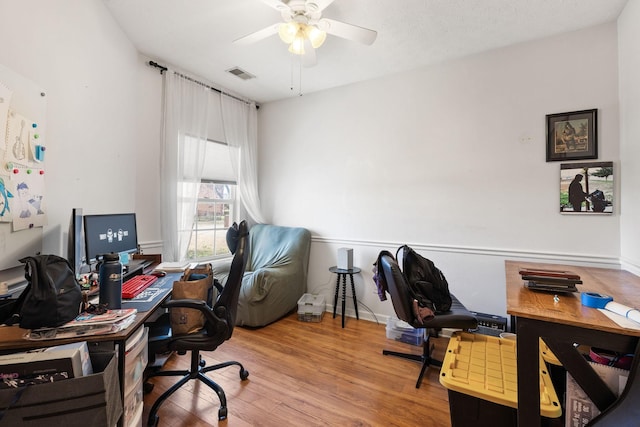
0;351;122;427
565;362;629;427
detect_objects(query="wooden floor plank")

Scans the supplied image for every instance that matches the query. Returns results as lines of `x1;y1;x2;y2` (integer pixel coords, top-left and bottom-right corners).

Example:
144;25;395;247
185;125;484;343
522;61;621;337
143;312;453;426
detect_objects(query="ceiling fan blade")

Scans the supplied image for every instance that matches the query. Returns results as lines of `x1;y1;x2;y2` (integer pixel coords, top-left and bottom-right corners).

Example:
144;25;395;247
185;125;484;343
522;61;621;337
259;0;291;13
319;18;377;45
234;23;280;45
306;0;335;12
302;40;317;67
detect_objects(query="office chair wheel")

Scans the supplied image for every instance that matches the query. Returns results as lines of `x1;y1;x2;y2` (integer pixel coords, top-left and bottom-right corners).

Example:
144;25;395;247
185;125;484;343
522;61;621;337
148;414;159;426
218;407;228;421
240;368;249;380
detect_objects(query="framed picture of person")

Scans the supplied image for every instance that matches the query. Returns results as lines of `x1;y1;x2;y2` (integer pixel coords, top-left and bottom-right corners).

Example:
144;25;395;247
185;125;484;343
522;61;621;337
546;109;597;162
560;162;613;214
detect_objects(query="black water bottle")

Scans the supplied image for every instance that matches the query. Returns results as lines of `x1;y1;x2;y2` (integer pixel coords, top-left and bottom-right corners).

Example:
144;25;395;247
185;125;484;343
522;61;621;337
97;252;122;309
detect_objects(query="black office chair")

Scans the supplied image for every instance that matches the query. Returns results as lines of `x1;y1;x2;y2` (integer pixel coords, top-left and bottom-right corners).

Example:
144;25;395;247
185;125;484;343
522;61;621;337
146;220;250;425
378;252;477;388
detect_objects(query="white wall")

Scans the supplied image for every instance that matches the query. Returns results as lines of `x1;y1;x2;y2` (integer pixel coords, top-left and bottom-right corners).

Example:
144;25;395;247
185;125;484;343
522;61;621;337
0;0;162;282
0;0;635;323
618;0;640;275
132;54;164;254
259;23;622;319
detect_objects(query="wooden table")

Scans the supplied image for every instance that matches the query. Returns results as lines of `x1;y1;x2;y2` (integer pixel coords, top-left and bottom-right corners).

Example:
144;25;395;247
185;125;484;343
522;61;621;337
505;261;640;426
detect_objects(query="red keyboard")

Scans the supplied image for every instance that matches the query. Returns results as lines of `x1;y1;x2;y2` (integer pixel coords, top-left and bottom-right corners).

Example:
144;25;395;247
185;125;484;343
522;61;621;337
122;274;158;299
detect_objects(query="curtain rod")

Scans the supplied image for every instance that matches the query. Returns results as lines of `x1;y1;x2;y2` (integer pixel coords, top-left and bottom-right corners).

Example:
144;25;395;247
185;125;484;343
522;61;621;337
148;61;258;108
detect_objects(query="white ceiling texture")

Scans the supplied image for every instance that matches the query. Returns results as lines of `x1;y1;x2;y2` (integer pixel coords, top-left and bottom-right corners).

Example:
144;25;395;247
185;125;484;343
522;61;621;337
103;0;628;104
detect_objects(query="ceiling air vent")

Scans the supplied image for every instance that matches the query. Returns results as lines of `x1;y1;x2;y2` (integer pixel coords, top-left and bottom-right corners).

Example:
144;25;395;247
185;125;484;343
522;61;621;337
226;67;255;81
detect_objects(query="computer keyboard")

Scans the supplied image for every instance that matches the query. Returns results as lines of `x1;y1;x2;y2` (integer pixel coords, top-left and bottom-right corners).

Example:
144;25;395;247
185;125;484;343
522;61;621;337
122;274;158;299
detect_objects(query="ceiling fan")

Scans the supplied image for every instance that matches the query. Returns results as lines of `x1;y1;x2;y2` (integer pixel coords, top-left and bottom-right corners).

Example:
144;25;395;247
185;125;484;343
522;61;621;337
234;0;377;67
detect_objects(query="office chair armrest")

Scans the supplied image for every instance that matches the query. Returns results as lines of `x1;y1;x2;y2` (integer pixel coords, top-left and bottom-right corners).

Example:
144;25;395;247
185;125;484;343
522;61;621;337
163;298;225;326
163;298;210;310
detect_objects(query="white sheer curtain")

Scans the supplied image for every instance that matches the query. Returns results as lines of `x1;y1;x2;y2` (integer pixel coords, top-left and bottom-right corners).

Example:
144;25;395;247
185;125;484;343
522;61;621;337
160;72;211;261
221;93;267;224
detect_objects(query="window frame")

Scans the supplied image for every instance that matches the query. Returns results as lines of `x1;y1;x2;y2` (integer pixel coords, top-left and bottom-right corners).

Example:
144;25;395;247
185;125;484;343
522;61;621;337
184;138;239;262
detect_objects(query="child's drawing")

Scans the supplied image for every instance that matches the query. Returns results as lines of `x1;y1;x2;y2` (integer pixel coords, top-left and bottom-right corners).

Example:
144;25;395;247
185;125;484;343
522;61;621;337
8;175;47;230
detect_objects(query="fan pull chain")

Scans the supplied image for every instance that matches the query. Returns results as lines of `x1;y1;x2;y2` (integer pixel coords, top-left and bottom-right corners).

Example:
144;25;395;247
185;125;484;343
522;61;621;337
289;54;304;96
290;54;294;93
298;54;303;97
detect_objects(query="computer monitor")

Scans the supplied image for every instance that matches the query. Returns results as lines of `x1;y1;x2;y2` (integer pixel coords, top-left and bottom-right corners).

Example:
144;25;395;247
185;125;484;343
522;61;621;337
67;207;86;278
83;213;139;265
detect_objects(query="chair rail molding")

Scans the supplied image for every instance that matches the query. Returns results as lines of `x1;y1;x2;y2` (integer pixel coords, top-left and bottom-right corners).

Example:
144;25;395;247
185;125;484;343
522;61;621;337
311;235;621;269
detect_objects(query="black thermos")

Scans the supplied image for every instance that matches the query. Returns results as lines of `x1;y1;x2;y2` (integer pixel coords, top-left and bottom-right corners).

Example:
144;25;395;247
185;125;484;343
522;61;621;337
97;252;122;309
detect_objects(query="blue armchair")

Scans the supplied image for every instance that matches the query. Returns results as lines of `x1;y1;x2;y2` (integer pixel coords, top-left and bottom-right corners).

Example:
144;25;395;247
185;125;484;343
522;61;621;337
213;223;311;327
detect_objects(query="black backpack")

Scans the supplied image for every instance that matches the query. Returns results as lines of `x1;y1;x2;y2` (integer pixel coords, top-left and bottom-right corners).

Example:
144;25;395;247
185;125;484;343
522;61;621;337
398;245;452;313
8;255;83;329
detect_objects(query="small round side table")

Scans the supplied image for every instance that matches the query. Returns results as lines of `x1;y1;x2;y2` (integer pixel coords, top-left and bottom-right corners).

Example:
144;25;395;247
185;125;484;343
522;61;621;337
329;266;361;328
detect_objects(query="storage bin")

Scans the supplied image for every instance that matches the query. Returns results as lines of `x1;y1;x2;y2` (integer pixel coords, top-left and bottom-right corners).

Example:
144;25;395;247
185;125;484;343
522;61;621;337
297;293;325;322
123;327;148;427
439;332;561;426
385;316;424;346
128;397;144;427
0;351;122;427
123;326;148;397
123;375;144;427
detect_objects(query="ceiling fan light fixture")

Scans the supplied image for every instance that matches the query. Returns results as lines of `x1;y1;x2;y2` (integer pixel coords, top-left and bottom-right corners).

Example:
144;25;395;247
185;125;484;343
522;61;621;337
305;24;326;49
278;21;298;44
288;34;306;55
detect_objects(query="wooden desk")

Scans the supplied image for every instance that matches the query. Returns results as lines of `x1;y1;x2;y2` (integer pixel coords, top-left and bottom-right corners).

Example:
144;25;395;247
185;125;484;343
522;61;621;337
0;271;180;426
506;261;640;426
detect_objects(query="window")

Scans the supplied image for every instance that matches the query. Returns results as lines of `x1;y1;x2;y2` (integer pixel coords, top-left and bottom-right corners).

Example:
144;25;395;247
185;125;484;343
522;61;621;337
187;181;236;260
185;139;238;261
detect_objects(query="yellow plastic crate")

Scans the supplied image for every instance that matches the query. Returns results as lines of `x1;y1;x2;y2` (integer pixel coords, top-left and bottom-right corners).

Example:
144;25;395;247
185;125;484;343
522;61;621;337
439;332;562;418
540;338;562;366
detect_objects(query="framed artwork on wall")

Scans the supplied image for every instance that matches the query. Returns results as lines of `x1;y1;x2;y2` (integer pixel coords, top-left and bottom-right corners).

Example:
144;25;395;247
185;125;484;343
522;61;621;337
546;109;597;162
560;161;613;214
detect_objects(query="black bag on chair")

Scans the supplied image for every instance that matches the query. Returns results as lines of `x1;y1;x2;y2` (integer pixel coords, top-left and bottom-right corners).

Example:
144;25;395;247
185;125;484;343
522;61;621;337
398;245;452;313
7;255;83;329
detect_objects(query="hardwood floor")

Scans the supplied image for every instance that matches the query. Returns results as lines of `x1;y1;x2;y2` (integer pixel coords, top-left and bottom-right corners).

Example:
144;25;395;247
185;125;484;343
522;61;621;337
142;312;454;426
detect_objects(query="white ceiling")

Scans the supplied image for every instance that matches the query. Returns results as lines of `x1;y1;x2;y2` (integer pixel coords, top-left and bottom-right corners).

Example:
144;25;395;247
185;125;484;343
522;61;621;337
103;0;628;104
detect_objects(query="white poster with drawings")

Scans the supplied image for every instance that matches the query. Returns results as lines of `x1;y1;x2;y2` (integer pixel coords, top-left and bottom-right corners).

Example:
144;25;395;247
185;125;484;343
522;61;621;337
4;109;44;166
0;63;45;270
7;173;46;231
3;109;46;230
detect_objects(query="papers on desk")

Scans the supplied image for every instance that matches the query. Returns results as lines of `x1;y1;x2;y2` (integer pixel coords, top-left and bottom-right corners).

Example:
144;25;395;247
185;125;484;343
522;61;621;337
24;309;137;341
599;309;640;330
155;261;194;272
604;301;640;323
